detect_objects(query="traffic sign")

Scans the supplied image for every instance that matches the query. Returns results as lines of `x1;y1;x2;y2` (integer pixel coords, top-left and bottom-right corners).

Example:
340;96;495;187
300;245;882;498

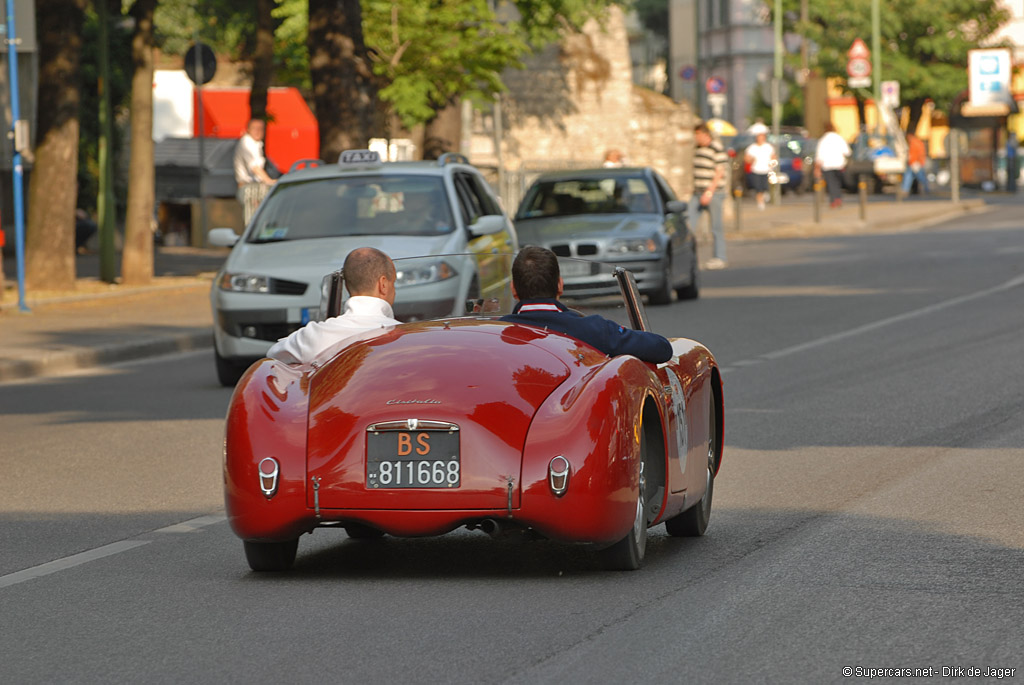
847;38;870;60
706;76;725;94
184;42;217;85
680;65;696;81
847;58;871;79
881;80;900;108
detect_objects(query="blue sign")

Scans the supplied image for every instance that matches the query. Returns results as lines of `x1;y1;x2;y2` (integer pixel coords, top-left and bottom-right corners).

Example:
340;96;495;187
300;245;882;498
706;76;725;94
680;65;696;81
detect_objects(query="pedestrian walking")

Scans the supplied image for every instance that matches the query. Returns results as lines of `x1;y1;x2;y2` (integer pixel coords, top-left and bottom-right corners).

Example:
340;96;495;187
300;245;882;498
689;122;729;269
814;122;851;208
233;119;276;225
744;130;776;210
901;133;930;195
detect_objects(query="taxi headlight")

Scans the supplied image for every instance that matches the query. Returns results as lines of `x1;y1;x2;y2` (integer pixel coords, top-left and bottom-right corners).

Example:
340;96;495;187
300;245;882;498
219;272;270;293
609;238;658;254
395;261;458;287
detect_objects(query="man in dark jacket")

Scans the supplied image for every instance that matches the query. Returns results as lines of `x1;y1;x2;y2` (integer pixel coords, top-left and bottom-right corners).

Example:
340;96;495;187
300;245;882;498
502;246;674;364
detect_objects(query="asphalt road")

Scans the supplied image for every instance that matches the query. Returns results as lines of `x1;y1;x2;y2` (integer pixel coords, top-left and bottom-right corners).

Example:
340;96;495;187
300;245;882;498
2;206;1023;683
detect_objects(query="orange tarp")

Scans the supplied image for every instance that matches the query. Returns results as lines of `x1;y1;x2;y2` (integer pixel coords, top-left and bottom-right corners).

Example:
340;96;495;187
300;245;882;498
192;87;320;173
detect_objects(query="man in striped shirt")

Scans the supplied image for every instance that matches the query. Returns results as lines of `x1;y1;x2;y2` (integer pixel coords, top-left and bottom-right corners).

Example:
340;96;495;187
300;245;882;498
689;122;729;269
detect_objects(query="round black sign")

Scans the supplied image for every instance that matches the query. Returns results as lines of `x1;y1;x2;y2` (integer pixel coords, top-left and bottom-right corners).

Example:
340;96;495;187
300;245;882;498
184;43;217;85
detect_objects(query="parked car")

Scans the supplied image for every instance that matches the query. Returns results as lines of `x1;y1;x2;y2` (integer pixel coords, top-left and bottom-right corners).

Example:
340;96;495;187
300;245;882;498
723;128;815;195
512;167;698;305
223;253;724;572
842;132;906;193
207;150;518;386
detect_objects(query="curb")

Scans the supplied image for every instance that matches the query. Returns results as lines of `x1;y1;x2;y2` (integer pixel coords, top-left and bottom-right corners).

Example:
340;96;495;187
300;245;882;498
0;330;213;383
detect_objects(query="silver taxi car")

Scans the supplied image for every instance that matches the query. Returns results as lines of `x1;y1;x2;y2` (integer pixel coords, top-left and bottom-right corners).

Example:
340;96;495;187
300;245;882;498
209;150;518;385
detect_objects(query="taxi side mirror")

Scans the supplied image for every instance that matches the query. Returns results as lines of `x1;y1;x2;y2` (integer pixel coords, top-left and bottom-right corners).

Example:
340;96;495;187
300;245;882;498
208;227;240;247
469;214;507;237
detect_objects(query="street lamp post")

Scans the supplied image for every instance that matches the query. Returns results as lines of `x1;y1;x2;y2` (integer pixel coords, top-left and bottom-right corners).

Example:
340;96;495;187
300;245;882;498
772;0;783;204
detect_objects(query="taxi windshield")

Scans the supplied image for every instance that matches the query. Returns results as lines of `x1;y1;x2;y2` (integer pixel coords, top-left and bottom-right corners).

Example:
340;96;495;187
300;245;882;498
246;175;455;243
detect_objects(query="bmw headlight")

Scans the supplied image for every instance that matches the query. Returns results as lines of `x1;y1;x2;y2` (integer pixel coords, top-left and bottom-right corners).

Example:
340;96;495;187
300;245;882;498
218;272;271;293
395;260;458;287
608;238;657;254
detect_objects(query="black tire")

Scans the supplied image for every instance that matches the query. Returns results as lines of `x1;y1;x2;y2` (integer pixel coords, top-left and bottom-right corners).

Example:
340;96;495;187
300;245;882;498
344;522;385;539
665;396;716;537
647;257;673;306
215;348;246;387
675;253;700;300
598;445;648;571
243;539;298;572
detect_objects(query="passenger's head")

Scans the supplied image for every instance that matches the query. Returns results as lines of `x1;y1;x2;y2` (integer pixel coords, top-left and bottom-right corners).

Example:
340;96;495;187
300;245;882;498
343;247;396;305
511;245;562;300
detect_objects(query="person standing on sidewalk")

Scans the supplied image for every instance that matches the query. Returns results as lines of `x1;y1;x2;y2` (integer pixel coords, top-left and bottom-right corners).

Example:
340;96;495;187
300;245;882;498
689;122;729;270
234;119;277;225
744;130;776;210
814;122;851;208
901;133;930;195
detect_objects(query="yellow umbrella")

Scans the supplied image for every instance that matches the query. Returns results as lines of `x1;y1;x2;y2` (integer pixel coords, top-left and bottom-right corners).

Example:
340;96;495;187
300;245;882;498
706;118;737;137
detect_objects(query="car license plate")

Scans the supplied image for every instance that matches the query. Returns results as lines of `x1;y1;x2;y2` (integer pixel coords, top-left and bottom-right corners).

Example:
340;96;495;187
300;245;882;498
366;430;460;488
559;260;592;277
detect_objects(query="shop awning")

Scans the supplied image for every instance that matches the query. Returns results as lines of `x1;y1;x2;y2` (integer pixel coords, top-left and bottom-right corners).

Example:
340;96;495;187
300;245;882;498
192;87;320;172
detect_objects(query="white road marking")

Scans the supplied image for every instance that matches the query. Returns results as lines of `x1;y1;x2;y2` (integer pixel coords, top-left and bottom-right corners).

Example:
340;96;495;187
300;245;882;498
0;512;227;590
0;541;151;589
154;514;226;534
722;273;1024;372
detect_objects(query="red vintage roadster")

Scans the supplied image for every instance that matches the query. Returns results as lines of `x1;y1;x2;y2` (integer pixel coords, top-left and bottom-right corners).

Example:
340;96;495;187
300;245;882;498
223;254;723;571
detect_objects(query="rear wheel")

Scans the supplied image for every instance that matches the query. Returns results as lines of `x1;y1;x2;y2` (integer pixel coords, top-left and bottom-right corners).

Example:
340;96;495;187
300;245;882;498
243;539;298;572
647;257;673;306
675;254;700;300
598;437;649;571
215;347;246;387
665;396;716;537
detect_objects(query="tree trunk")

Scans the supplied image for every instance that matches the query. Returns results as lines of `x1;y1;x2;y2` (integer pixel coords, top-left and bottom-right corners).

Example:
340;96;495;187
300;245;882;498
308;0;379;162
26;0;87;291
421;99;462;160
122;0;157;285
249;0;275;121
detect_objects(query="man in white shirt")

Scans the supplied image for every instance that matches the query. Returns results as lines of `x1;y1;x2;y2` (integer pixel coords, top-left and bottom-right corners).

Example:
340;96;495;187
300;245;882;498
267;247;402;366
233;119;276;223
744;131;776;210
814;122;852;208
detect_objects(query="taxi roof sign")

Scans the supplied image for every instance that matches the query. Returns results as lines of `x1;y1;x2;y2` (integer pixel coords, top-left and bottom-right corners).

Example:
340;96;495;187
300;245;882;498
339;149;382;165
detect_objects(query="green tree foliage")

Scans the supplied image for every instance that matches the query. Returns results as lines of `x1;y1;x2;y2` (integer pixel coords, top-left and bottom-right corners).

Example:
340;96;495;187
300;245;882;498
786;0;1010;129
345;0;625;130
362;0;525;130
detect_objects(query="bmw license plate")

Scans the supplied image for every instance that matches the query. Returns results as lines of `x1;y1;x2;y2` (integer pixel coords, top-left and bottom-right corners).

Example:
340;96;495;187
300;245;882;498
559;260;592;277
366;430;460;488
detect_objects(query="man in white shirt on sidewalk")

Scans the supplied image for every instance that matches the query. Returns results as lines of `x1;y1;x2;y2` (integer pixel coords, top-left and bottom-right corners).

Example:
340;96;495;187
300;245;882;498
233;119;277;224
814;122;852;208
267;247;402;366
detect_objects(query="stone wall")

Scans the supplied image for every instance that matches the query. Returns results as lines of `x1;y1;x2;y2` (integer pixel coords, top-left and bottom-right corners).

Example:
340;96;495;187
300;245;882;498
469;6;696;209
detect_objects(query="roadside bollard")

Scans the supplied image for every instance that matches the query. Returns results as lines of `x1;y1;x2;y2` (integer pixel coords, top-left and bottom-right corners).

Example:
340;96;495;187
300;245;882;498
813;180;823;223
858;179;868;221
733;187;742;233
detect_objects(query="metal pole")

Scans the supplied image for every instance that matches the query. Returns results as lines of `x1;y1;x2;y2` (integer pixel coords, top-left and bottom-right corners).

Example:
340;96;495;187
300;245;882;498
872;0;881;131
97;0;117;282
858;179;868;221
733;187;742;233
194;42;208;246
772;0;783;206
950;128;960;204
813;180;822;223
5;0;28;311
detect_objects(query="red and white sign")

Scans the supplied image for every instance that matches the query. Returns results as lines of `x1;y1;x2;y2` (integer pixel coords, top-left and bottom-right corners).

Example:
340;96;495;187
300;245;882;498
847;39;870;60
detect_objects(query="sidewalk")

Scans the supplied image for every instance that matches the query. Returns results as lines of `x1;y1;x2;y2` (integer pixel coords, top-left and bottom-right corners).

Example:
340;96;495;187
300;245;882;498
0;196;993;383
